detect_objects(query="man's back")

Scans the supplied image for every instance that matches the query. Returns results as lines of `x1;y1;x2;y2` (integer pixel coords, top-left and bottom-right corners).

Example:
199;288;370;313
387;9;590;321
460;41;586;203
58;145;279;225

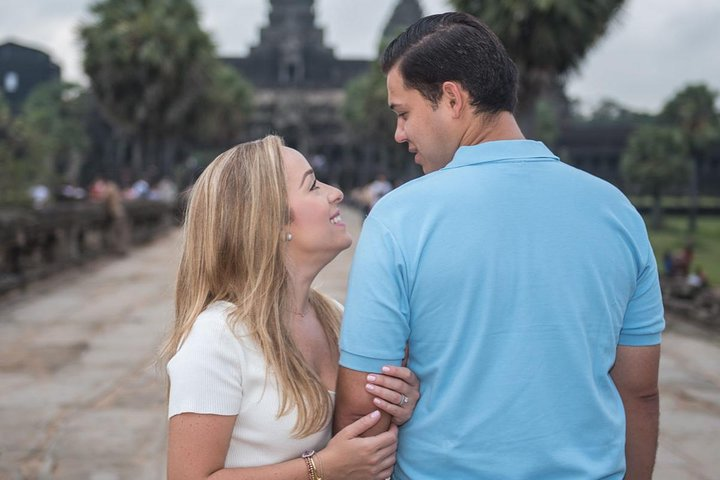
339;140;664;479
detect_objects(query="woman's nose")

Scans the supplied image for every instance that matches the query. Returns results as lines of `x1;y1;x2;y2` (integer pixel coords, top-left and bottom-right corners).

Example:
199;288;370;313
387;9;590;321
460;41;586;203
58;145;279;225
328;185;344;203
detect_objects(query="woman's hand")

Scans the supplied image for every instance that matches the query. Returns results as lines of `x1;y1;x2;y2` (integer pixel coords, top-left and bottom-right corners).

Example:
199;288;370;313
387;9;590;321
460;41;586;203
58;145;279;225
318;410;398;480
365;365;420;426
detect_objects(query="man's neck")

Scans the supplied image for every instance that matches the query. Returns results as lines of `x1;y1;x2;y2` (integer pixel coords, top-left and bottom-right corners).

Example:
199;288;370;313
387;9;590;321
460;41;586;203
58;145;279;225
461;111;525;146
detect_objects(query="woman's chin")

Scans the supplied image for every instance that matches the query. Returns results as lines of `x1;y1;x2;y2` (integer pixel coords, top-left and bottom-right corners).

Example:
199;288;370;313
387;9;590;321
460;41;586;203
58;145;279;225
340;236;353;252
327;238;353;260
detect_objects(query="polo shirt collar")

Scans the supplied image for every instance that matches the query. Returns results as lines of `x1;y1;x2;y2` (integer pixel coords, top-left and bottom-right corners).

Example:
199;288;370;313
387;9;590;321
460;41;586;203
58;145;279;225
444;140;559;170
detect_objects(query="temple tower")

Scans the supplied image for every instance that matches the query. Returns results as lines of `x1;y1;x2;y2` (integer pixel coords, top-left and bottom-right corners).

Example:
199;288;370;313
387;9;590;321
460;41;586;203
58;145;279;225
222;0;424;187
229;0;366;89
382;0;423;40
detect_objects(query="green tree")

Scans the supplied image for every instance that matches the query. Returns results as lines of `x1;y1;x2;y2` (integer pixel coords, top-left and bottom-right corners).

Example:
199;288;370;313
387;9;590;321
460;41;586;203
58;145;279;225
659;84;720;233
344;56;418;187
534;98;559;148
343;26;422;187
21;82;90;186
80;0;248;178
450;0;625;134
588;99;653;124
620;126;690;229
0;92;42;205
344;60;395;146
188;62;253;146
0;92;19;203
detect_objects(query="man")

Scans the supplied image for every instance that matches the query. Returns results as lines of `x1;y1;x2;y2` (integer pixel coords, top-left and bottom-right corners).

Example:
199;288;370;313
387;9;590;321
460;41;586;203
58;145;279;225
334;12;663;480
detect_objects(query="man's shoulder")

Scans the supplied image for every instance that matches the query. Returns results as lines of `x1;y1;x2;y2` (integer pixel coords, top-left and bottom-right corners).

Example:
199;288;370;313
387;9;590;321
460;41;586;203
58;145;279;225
369;173;443;215
566;164;636;208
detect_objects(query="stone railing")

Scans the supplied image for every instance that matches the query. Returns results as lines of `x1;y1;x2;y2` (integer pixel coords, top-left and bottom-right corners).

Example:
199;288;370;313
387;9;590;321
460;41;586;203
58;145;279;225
662;278;720;331
0;200;179;294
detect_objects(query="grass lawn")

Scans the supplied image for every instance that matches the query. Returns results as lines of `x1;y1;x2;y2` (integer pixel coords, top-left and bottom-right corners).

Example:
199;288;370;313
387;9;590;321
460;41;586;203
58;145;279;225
646;215;720;284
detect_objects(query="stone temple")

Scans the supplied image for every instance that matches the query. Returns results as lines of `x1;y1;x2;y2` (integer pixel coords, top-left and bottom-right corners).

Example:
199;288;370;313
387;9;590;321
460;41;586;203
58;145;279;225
222;0;423;187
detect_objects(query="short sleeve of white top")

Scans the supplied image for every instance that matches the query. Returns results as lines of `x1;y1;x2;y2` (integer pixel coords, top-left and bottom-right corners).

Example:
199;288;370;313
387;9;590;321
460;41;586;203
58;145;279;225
167;301;332;468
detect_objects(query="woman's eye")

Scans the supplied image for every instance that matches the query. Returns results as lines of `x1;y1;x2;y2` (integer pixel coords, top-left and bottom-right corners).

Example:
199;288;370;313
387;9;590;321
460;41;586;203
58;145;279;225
311;179;319;191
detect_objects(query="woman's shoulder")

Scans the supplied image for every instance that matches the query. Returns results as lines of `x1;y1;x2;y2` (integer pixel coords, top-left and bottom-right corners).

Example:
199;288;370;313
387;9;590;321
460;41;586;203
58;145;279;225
183;301;251;347
199;300;235;321
169;301;253;372
192;301;236;333
167;301;248;417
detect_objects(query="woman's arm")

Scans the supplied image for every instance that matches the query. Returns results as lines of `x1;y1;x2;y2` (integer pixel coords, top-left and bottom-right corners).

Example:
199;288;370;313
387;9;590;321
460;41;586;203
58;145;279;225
168;411;397;480
168;413;237;479
168;412;308;480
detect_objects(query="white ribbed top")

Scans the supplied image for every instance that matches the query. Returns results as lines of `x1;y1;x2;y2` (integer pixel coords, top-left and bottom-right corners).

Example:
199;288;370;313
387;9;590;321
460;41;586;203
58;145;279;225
167;301;332;468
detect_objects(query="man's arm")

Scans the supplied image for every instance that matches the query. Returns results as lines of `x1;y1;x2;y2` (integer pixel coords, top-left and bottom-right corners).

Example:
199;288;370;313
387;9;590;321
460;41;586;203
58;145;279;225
334;215;408;436
610;344;661;480
334;367;392;436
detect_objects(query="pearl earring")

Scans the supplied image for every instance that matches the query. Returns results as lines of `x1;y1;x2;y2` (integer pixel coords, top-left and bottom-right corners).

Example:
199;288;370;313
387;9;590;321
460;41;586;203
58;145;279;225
286;233;293;241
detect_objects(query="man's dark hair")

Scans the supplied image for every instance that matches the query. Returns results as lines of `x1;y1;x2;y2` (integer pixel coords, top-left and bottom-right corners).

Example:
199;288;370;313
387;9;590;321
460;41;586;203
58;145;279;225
381;12;518;114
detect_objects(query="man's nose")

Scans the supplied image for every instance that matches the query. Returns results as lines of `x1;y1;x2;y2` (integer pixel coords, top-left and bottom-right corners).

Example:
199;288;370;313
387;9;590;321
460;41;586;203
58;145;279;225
394;121;407;144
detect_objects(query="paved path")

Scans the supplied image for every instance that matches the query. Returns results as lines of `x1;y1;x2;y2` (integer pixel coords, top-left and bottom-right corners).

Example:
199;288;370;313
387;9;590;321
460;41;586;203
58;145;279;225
0;206;718;479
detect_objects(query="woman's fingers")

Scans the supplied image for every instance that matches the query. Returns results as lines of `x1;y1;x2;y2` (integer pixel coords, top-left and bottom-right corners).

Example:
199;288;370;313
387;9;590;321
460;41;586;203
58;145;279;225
367;368;418;426
367;373;416;407
374;444;397;479
380;365;419;386
366;383;404;405
372;397;409;424
336;410;382;439
376;441;398;460
367;367;419;396
366;373;403;395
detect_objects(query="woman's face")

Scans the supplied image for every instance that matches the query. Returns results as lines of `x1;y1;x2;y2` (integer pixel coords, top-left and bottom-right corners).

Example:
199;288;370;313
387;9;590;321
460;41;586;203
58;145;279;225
282;147;352;266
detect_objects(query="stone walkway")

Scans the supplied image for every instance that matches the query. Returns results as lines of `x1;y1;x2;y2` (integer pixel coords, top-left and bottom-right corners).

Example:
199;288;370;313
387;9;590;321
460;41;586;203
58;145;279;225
0;206;718;479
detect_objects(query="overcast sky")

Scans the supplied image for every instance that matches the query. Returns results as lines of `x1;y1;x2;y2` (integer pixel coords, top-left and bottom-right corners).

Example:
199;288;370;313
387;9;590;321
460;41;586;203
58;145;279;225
1;0;719;114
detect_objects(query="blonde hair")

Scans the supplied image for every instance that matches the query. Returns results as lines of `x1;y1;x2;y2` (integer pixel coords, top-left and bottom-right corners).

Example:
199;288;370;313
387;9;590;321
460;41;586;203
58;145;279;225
160;135;341;437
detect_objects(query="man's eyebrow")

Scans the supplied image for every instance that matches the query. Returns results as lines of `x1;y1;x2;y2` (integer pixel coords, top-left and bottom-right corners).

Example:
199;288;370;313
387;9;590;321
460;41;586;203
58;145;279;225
300;169;314;188
389;103;399;111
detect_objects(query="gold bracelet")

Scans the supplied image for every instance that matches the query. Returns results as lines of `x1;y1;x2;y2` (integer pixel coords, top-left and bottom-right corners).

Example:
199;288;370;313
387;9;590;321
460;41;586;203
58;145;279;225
302;450;322;480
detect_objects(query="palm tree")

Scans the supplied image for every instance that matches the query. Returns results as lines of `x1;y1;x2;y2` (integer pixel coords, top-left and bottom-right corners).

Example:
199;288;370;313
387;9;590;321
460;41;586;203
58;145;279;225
620;125;689;230
660;84;720;232
79;0;219;177
450;0;626;134
187;63;253;147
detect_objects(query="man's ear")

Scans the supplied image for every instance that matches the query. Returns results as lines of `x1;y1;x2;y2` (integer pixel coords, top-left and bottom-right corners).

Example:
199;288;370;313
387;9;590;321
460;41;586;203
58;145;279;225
441;81;466;118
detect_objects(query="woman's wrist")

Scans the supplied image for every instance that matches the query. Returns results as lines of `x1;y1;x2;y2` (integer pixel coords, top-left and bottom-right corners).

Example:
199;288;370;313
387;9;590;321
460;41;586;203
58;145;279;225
313;449;330;479
301;450;321;480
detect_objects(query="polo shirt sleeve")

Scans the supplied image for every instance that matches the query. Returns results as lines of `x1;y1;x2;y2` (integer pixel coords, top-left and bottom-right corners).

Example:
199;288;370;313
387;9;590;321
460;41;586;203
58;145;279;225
339;215;410;373
619;237;665;346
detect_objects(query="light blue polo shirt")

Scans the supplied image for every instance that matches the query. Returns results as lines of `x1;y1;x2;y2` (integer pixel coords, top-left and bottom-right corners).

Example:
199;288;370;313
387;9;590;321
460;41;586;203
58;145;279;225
339;140;664;480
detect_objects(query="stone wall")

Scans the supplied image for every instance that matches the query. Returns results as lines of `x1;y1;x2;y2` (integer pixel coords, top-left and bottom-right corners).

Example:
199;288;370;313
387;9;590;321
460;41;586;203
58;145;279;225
0;201;178;294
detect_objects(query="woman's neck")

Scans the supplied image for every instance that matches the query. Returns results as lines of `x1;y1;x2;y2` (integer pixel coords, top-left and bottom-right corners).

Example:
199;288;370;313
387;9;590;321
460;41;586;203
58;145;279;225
285;251;331;317
286;263;317;318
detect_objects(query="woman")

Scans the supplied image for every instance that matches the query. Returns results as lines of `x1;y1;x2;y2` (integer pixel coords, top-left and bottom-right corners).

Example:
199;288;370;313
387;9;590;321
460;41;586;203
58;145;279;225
161;135;419;480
